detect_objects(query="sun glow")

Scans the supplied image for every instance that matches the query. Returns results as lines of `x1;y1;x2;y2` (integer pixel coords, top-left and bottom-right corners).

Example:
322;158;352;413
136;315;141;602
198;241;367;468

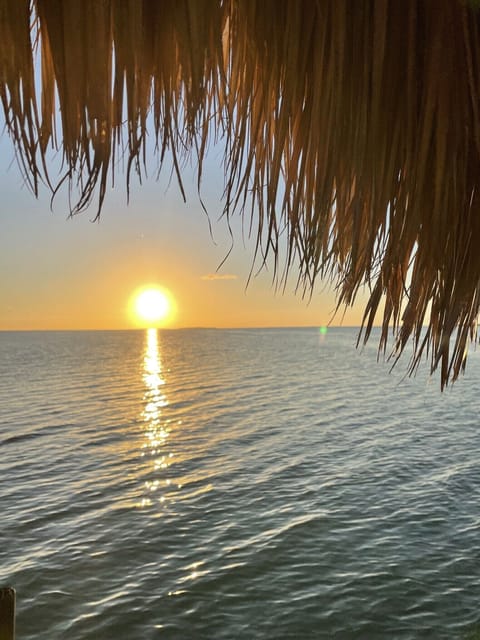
130;286;176;327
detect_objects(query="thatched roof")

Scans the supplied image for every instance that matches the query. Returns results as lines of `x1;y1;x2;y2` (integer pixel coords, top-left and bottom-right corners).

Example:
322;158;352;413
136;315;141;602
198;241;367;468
1;0;480;387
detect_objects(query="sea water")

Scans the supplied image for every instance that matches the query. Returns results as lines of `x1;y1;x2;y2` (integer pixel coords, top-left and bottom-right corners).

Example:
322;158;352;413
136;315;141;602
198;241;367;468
1;328;480;639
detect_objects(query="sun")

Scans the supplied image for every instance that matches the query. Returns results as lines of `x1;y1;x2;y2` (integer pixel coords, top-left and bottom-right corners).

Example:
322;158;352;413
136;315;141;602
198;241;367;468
129;286;175;327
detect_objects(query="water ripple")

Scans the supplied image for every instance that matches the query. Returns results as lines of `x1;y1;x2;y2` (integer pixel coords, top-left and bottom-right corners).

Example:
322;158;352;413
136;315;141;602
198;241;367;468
1;328;480;638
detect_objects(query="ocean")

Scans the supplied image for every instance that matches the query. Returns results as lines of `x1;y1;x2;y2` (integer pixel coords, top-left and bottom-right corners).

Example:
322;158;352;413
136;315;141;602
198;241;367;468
1;327;480;639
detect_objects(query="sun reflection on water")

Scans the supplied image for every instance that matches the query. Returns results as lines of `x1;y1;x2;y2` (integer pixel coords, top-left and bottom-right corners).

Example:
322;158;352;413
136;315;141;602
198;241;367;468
139;328;172;508
137;330;213;585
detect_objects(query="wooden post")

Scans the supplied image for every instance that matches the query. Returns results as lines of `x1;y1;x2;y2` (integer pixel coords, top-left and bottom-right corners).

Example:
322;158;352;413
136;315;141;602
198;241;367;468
0;588;15;640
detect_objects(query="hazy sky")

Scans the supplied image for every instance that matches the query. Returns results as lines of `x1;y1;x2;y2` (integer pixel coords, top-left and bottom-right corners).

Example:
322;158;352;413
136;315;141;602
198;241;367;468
0;126;367;331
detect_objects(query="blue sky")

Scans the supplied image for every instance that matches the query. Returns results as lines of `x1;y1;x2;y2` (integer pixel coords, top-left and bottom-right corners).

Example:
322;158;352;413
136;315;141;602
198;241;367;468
0;122;365;330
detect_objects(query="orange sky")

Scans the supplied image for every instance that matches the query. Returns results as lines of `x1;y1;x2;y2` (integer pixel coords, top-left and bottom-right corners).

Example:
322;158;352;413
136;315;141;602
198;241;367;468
0;134;368;331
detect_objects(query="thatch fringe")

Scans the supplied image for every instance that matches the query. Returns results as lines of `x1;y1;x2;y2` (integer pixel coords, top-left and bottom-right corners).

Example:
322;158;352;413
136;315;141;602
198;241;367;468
1;0;480;387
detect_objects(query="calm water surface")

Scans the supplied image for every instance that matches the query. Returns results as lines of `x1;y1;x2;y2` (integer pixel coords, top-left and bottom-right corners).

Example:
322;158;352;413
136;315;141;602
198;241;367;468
1;328;480;639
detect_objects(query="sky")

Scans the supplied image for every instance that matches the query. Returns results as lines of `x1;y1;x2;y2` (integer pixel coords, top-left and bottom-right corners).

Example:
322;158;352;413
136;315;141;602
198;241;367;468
0;127;368;331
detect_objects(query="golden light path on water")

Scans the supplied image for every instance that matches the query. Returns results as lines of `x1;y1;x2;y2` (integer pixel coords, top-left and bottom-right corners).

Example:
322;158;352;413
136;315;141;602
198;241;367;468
138;328;209;589
139;327;175;508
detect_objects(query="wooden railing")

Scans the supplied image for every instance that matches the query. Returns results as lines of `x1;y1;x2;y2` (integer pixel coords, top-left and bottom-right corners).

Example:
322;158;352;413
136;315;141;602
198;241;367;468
0;588;15;640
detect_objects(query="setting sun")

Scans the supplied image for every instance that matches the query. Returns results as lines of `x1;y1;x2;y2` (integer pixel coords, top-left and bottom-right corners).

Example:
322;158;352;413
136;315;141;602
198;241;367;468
129;286;176;327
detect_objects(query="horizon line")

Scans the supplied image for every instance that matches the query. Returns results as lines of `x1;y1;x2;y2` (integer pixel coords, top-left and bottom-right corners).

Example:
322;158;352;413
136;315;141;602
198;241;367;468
0;325;372;332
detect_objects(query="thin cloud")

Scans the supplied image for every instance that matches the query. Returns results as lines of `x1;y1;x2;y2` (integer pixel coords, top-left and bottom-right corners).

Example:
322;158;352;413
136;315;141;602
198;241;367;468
201;273;238;281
